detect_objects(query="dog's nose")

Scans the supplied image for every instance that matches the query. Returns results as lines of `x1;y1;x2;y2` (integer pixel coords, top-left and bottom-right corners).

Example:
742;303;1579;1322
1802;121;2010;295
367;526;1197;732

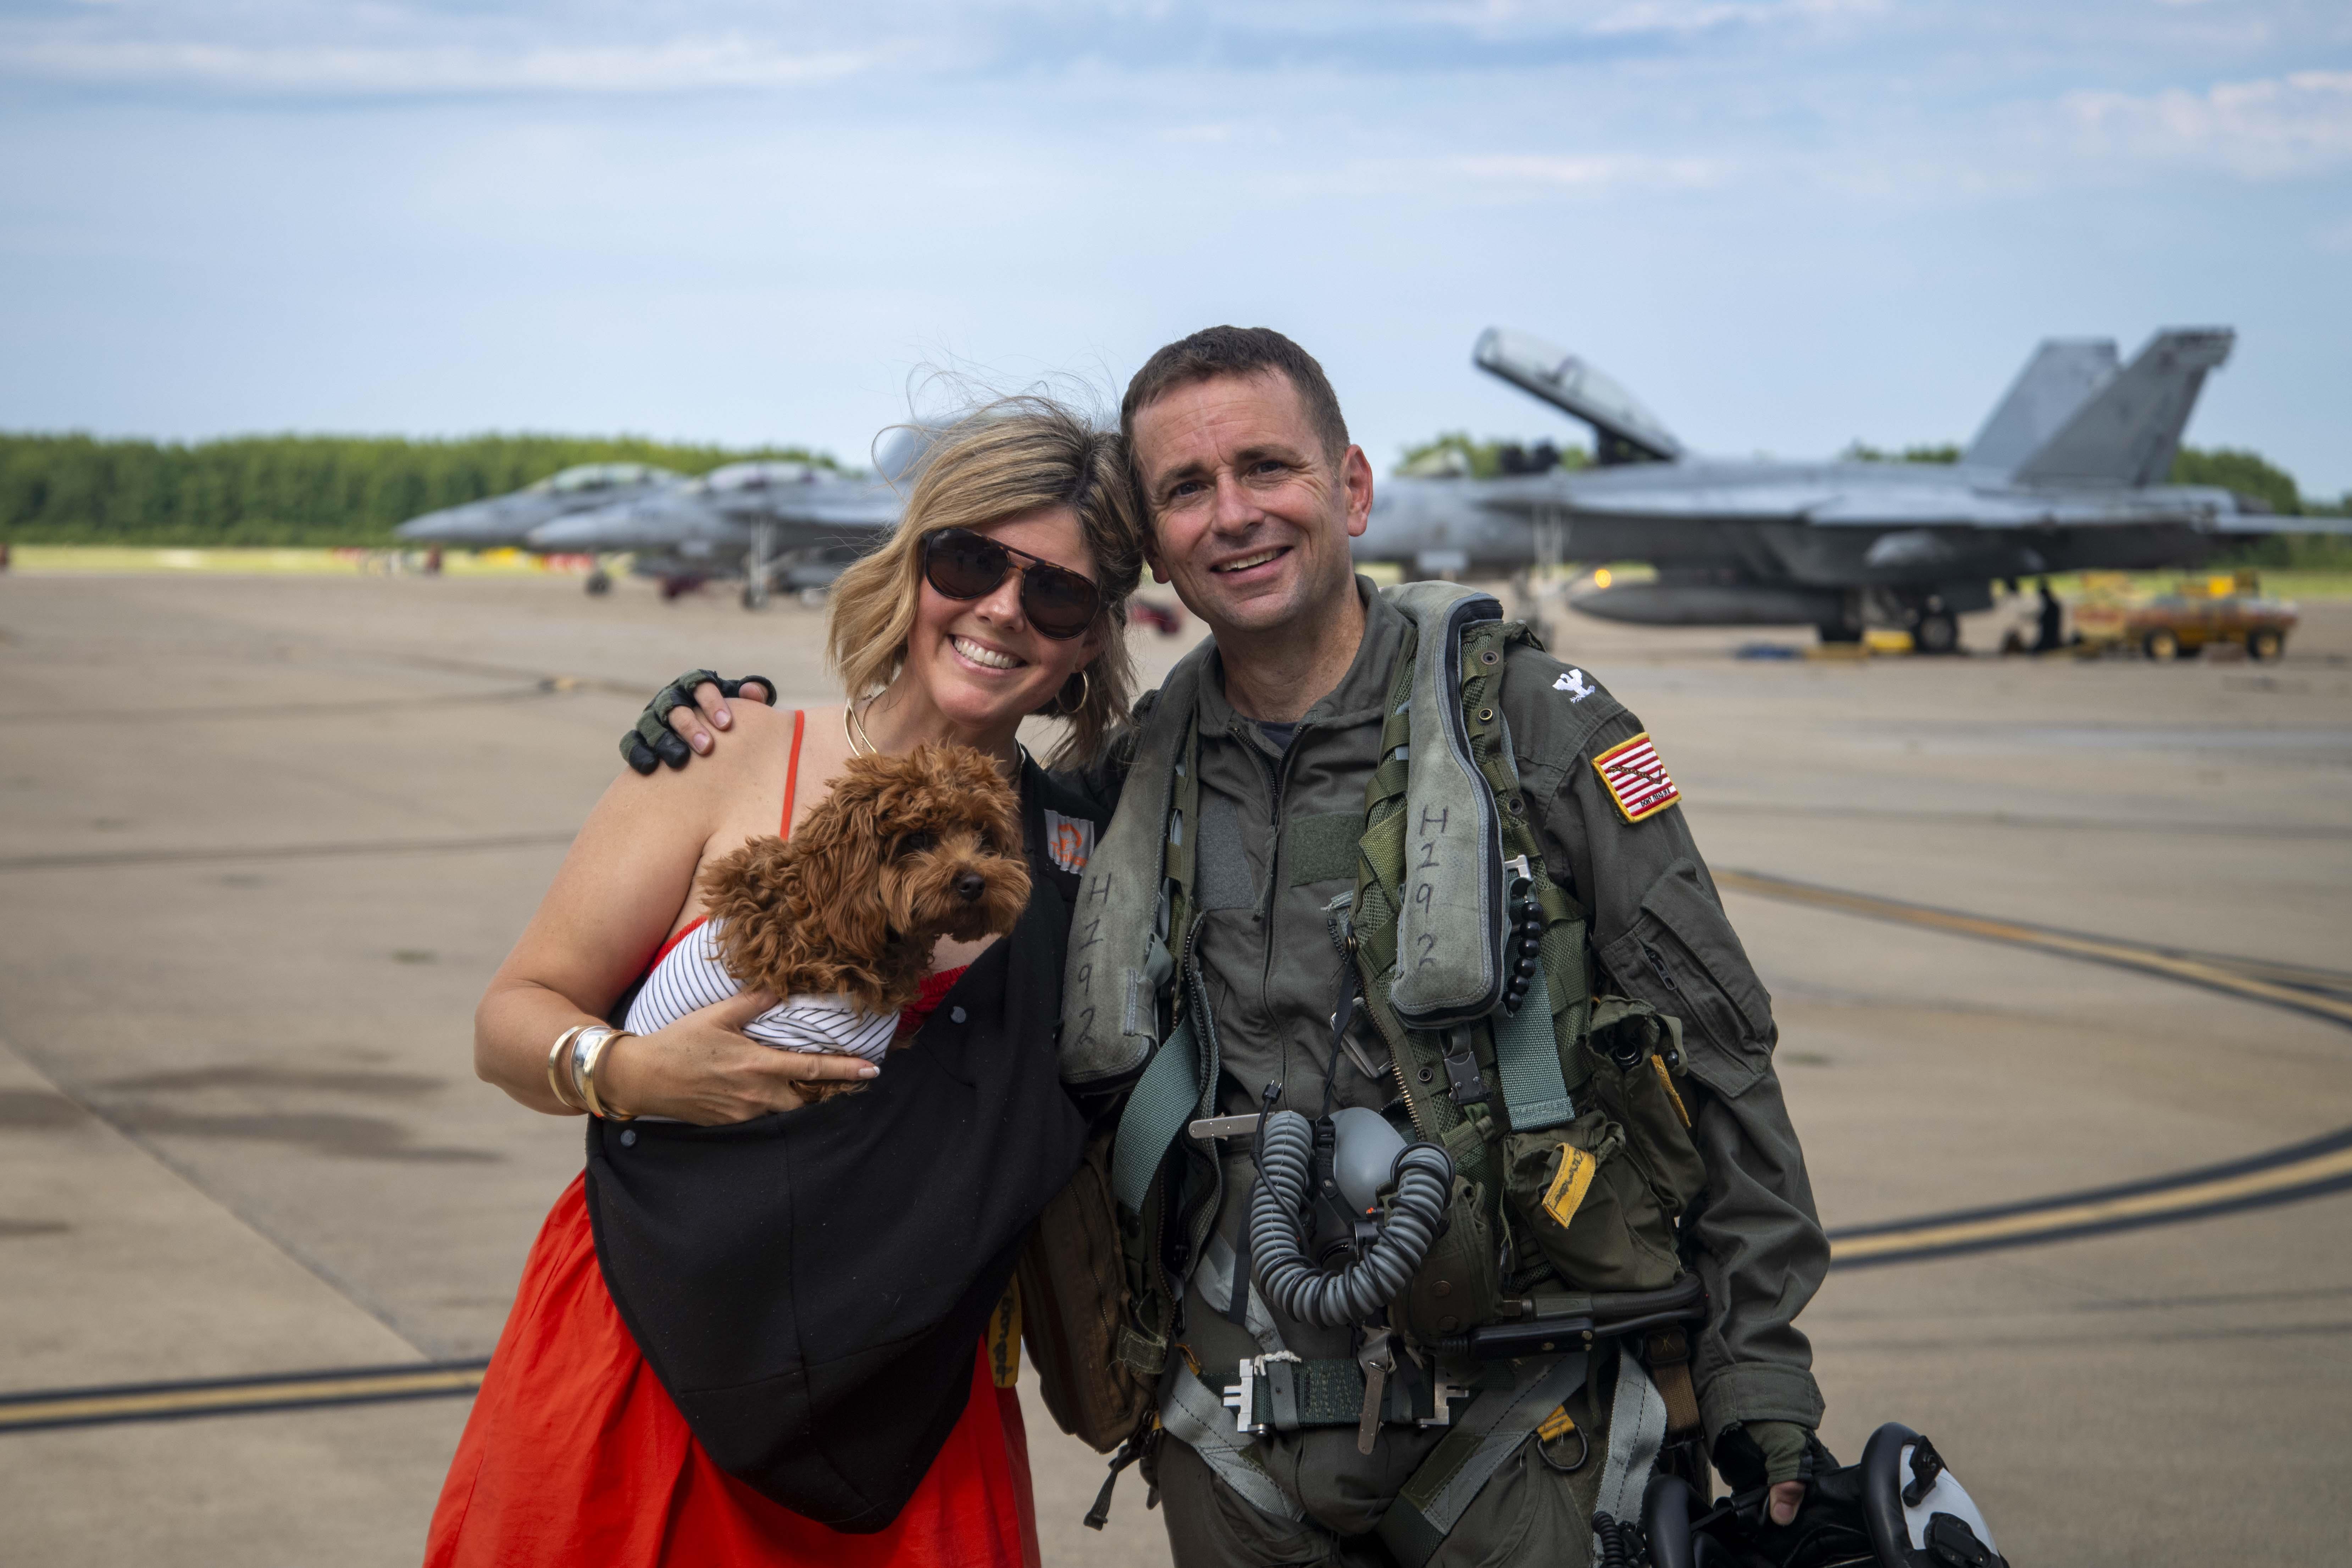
955;871;986;902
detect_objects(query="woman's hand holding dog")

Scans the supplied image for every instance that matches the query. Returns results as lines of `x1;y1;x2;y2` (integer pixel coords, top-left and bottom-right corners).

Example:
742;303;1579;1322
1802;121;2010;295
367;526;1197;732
598;990;879;1124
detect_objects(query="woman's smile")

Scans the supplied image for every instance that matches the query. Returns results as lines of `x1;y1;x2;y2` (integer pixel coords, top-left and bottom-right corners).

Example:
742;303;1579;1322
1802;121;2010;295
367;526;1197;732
948;633;1025;673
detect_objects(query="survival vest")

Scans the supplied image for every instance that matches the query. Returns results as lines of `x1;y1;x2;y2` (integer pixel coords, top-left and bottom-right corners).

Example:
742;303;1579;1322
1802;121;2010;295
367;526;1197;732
1059;584;1704;1384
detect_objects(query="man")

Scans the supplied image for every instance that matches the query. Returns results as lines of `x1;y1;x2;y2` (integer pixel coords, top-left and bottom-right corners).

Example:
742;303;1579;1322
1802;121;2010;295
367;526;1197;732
640;328;1827;1566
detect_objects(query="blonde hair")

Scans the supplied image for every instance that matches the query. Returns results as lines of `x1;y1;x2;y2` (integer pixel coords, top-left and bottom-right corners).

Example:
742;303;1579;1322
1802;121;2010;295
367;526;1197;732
826;397;1146;768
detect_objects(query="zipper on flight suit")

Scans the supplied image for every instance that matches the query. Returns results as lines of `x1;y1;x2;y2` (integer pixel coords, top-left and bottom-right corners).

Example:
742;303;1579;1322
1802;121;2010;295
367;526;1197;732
1324;892;1440;1143
1248;722;1304;1098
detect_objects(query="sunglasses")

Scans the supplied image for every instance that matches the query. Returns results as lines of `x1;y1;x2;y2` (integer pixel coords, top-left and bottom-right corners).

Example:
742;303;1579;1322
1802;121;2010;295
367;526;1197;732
921;527;1102;641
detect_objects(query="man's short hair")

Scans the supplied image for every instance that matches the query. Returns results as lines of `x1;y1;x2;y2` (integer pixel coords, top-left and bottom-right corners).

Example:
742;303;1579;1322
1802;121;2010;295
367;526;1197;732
1120;326;1351;471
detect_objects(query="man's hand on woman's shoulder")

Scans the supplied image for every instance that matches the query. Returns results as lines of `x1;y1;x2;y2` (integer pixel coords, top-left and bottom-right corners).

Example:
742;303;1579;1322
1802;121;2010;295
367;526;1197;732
621;670;777;774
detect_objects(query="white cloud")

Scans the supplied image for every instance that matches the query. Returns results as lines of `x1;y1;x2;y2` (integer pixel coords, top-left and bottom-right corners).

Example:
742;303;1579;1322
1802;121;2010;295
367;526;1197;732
1449;152;1730;189
1580;0;1889;36
0;35;887;93
2065;70;2352;179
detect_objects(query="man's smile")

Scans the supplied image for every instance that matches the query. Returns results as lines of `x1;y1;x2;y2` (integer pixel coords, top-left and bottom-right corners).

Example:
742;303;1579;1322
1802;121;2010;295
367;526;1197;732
1211;547;1290;576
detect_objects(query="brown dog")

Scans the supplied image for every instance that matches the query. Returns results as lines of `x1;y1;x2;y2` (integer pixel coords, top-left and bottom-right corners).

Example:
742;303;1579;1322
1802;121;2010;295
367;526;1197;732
699;743;1031;1097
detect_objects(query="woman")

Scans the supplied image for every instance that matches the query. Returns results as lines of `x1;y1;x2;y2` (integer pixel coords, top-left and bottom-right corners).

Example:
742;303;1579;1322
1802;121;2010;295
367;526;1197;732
428;399;1146;1567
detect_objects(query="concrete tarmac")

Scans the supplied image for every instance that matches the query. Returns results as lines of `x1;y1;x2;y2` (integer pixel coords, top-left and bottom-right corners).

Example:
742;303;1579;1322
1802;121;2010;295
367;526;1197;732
1;570;2346;1566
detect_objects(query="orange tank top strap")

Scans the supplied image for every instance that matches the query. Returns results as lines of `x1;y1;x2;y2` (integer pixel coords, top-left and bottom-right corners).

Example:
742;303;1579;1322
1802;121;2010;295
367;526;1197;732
781;709;806;840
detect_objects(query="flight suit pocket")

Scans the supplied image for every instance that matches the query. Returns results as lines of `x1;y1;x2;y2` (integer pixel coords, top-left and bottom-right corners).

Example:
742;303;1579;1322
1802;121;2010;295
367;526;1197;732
1580;1001;1707;1233
1599;858;1774;1098
1395;1174;1501;1342
1502;1114;1683;1293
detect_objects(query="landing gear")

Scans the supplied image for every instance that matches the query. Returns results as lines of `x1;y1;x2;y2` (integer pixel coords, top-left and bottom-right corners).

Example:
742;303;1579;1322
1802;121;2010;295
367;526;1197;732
1816;589;1865;646
742;521;776;614
584;569;612;596
1912;609;1960;656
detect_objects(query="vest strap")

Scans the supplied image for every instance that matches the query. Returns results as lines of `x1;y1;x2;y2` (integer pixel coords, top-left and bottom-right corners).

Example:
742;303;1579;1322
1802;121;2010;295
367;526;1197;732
1060;647;1210;1086
1376;1351;1592;1568
1592;1347;1670;1545
1223;1353;1466;1433
1110;1014;1199;1214
1159;1362;1306;1523
1491;959;1574;1131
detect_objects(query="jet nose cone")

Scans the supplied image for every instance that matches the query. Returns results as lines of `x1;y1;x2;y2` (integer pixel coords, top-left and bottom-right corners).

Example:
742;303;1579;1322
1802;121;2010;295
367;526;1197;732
395;509;462;543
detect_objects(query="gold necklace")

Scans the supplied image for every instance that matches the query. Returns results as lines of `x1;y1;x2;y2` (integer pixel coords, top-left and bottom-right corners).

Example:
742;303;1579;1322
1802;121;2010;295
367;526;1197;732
844;698;879;756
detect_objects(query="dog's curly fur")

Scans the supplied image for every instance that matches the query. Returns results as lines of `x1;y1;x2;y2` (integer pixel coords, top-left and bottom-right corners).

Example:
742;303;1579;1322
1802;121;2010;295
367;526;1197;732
700;744;1030;1093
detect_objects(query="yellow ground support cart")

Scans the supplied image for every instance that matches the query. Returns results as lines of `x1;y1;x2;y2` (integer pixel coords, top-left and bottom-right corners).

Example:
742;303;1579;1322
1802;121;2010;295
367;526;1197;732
2070;570;2296;661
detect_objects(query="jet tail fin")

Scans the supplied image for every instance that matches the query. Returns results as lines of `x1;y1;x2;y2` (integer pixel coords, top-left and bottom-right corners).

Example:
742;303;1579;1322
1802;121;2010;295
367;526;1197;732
2009;328;2233;486
1963;339;2118;472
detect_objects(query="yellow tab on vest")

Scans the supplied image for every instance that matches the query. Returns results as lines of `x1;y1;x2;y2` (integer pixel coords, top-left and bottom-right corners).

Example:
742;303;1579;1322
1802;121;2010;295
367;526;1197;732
1542;1145;1598;1228
986;1279;1022;1389
1537;1404;1578;1443
1653;1056;1693;1127
1592;731;1681;823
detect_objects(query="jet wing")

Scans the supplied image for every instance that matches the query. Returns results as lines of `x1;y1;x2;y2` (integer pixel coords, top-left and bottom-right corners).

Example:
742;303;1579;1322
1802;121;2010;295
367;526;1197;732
2210;510;2352;536
1804;488;2065;527
1471;475;1833;520
1806;486;2248;529
754;491;903;530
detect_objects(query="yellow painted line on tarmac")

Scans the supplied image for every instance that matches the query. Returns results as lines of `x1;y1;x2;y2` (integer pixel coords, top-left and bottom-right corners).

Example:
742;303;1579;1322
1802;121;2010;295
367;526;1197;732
1717;866;2352;1264
0;1363;487;1434
1831;1144;2352;1263
1716;869;2352;1026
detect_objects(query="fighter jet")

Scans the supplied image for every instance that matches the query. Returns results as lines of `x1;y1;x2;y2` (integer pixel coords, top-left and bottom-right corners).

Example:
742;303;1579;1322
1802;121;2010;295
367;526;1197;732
1358;327;2348;652
528;432;925;606
390;462;684;550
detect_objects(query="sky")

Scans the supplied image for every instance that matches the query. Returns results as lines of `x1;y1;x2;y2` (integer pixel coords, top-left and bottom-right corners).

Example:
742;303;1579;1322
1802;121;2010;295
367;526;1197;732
2;1;2347;496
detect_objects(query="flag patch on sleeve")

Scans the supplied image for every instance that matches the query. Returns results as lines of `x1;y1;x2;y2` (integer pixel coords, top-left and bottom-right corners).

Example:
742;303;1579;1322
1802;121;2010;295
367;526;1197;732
1043;809;1095;874
1593;732;1681;823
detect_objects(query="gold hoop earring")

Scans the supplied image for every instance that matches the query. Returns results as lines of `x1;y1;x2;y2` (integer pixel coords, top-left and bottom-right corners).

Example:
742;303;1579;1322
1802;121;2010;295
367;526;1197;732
1059;666;1091;719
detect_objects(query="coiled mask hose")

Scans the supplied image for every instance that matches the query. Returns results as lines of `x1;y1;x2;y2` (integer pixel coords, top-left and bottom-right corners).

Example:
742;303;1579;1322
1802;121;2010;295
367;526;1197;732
1248;1109;1456;1328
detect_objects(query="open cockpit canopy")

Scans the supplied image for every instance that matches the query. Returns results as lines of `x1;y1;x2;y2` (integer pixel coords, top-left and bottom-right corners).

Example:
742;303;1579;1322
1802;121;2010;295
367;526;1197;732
699;460;818;493
1474;327;1683;464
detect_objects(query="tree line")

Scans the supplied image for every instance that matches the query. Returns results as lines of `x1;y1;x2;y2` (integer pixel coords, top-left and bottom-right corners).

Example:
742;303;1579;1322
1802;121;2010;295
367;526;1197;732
0;432;836;547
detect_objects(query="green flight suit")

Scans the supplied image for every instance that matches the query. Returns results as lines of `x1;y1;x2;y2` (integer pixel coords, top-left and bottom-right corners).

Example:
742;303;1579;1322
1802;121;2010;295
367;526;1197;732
1108;581;1827;1566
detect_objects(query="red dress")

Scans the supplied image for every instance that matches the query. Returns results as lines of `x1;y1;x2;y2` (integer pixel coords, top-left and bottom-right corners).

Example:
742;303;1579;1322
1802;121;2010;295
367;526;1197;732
422;1174;1035;1566
427;713;1038;1566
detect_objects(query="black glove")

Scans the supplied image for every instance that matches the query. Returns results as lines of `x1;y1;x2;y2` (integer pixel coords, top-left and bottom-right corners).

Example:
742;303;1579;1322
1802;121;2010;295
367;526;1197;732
619;670;777;775
1713;1419;1824;1494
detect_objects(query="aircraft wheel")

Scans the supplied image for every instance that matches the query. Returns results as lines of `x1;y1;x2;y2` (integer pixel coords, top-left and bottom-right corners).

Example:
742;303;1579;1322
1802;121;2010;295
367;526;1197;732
742;582;769;612
584;570;611;596
1913;610;1960;655
2247;627;2285;661
2142;628;2180;661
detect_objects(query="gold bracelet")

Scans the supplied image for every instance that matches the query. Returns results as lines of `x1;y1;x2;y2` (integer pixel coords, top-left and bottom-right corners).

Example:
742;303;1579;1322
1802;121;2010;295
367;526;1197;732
546;1026;588;1111
578;1028;637;1121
